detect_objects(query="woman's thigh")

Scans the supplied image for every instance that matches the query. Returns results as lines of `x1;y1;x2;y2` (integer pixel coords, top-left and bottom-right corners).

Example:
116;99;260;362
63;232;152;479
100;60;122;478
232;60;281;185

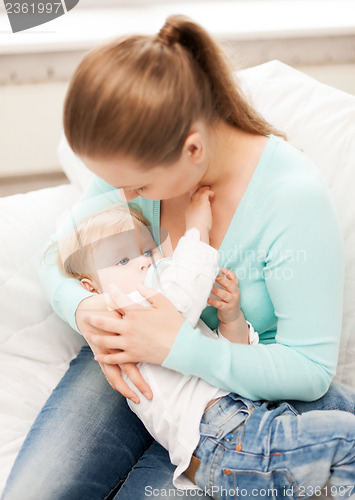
288;380;355;415
115;441;213;500
2;346;153;500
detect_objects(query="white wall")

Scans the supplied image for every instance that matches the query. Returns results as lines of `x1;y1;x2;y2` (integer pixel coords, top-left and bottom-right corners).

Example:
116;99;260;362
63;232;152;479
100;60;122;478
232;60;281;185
0;82;68;177
297;64;355;97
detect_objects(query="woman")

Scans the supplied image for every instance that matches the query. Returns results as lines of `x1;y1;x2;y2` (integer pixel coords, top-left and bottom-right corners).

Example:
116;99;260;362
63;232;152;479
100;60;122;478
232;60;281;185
2;15;354;500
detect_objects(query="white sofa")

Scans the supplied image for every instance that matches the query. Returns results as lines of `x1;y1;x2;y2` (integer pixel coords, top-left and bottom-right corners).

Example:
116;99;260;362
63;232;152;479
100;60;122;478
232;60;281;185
1;61;354;497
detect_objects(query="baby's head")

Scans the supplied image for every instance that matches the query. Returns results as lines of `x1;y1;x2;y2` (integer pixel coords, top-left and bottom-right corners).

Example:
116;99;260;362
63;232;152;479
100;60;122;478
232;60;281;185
58;203;162;294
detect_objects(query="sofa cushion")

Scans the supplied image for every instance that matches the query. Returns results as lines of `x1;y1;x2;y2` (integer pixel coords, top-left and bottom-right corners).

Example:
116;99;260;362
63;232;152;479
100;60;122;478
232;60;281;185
0;184;86;492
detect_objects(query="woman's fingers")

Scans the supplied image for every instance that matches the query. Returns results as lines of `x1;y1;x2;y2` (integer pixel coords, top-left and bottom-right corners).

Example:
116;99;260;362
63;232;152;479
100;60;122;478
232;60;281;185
99;362;140;404
96;351;133;365
85;291;173;349
83;312;122;334
91;290;184;365
120;363;153;401
86;328;126;349
75;293;124;338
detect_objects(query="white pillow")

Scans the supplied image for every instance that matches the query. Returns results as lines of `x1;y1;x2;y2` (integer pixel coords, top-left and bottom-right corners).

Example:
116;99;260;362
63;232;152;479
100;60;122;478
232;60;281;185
58;132;93;191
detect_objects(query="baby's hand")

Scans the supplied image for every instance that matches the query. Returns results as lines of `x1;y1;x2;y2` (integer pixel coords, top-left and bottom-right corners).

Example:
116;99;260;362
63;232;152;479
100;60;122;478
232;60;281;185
185;186;214;243
207;268;242;324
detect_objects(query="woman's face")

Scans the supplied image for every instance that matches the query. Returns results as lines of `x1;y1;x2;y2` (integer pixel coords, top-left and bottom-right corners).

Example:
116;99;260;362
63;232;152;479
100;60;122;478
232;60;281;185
82;129;208;201
84;154;205;201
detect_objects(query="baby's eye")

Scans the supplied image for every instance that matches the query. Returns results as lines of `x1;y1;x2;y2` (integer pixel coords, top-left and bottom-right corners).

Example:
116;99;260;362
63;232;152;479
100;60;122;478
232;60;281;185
143;250;153;257
117;257;129;266
137;186;146;193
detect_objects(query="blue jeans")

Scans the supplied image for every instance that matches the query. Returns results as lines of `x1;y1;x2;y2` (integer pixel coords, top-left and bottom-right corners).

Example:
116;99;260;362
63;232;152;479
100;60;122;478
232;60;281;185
193;390;355;499
1;346;212;500
2;346;354;500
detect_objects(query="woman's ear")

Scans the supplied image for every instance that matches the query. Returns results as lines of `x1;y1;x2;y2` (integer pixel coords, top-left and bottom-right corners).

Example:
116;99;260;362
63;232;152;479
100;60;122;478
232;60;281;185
81;278;99;294
184;131;204;163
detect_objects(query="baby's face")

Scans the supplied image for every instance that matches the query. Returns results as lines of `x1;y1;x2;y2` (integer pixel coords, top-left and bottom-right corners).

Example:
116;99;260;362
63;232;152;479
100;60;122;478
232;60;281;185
92;225;162;294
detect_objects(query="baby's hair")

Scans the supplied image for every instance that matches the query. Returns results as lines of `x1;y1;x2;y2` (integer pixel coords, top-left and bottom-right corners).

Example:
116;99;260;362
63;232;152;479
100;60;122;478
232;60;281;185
58;203;149;281
64;15;286;167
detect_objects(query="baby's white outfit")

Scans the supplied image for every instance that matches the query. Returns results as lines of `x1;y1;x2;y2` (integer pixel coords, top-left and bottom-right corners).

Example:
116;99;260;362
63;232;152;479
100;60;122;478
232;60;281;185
123;229;258;490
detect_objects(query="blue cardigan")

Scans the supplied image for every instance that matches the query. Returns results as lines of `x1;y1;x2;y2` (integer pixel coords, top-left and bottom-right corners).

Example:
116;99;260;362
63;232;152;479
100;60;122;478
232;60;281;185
39;135;344;402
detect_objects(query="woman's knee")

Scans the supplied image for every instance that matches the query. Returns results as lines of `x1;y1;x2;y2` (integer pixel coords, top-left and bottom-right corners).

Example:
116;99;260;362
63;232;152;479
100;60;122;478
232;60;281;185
115;441;213;499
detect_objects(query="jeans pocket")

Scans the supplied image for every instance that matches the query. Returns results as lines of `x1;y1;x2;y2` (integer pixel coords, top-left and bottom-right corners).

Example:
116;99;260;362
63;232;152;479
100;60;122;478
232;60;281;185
217;468;299;500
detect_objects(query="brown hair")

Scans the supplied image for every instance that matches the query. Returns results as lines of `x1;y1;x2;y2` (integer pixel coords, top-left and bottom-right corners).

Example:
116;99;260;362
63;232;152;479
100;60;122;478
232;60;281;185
57;203;149;281
64;14;285;166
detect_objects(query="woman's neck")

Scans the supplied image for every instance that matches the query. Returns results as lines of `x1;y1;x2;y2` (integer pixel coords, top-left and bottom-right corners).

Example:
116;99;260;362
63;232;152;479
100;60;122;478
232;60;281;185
160;123;269;252
199;123;266;191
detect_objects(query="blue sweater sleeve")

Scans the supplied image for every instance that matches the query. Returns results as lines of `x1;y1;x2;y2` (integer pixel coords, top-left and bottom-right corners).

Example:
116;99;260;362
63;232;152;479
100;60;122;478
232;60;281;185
38;175;120;333
163;176;344;401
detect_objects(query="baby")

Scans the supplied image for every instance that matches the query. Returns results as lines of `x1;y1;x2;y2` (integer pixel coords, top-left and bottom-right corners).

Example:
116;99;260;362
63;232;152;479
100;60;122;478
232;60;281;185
59;187;257;344
58;186;258;490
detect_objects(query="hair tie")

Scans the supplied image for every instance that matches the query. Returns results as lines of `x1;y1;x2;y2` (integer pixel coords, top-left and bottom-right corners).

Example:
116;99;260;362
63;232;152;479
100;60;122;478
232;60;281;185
157;23;179;47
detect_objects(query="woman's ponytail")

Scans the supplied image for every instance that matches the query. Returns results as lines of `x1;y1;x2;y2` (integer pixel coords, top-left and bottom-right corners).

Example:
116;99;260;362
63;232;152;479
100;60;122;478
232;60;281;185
157;15;285;137
64;15;285;166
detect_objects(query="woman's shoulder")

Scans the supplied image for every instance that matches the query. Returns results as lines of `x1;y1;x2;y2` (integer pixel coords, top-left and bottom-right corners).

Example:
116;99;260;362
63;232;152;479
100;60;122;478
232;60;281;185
253;138;342;255
250;136;338;233
268;135;318;176
263;136;330;200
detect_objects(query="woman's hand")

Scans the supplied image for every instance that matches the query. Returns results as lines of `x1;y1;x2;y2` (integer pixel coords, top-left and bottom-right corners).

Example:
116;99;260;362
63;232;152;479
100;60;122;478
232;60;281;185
88;284;185;366
76;294;153;403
